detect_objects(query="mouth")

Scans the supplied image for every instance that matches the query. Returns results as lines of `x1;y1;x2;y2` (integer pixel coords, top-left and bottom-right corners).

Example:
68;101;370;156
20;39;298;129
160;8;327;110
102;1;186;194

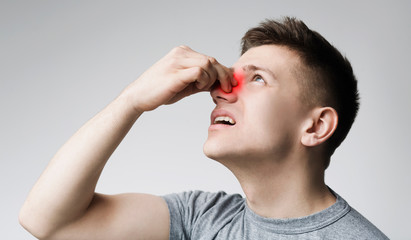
210;109;237;127
213;116;236;125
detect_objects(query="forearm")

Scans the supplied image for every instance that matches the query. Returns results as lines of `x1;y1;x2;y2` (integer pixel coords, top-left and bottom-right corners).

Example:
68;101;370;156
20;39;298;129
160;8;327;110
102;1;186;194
20;46;234;239
19;93;141;236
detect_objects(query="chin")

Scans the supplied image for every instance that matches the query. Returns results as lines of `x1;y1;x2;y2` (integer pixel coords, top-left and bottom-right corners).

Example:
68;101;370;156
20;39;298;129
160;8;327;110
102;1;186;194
203;138;248;163
203;139;231;161
203;140;221;160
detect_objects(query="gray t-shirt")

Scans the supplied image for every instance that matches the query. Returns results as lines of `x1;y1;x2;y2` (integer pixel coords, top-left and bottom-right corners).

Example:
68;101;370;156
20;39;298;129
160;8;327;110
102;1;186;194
163;190;388;239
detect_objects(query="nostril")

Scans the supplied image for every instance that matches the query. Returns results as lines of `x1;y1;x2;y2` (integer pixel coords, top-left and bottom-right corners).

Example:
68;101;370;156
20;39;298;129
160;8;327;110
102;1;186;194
211;81;237;104
216;95;227;100
211;95;225;104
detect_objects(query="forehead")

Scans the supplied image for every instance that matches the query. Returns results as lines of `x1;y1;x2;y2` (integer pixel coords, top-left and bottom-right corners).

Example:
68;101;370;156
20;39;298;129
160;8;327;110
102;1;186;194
232;45;301;77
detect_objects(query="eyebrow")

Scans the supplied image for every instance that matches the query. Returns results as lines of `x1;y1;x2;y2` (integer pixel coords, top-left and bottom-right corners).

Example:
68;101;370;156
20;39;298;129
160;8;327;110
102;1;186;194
242;64;276;80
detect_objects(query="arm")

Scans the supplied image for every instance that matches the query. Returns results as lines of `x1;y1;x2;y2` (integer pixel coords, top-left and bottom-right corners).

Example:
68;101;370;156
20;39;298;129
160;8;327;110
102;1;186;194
19;46;234;240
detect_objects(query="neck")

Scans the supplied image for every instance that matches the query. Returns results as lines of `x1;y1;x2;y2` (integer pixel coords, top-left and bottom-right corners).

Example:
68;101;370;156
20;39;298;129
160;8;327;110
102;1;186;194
225;154;336;219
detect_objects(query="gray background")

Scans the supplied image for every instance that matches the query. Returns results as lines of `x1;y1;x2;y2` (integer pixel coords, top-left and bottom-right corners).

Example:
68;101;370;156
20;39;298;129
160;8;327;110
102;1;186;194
1;1;410;239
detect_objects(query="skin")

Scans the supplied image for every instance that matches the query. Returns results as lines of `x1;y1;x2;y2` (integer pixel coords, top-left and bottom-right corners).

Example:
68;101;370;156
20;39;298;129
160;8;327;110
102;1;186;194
19;46;234;240
19;45;338;239
204;45;338;218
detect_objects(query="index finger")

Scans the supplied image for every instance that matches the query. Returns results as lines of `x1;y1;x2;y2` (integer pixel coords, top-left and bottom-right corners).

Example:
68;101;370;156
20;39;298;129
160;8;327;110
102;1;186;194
210;62;235;93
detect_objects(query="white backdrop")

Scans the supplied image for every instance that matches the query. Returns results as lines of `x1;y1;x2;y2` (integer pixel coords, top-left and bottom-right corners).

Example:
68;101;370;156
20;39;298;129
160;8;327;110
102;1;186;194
1;1;410;239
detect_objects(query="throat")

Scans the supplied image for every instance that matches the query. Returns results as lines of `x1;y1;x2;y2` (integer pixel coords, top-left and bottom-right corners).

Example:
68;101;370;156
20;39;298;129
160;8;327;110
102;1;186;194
236;162;335;219
244;183;336;219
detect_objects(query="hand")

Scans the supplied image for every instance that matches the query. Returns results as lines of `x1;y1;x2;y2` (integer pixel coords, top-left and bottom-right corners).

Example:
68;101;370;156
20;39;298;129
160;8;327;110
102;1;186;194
122;46;235;112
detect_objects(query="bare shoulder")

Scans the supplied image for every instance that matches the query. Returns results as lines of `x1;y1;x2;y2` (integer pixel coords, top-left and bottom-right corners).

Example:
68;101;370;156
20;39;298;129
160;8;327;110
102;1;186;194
48;193;170;240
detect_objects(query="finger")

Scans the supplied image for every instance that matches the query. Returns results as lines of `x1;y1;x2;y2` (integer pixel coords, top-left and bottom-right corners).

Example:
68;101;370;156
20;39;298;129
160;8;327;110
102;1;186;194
167;46;228;91
178;67;211;90
199;57;218;89
168;45;203;61
173;57;218;88
230;68;238;87
166;83;203;105
169;46;218;69
178;45;192;51
195;68;211;90
181;56;230;92
210;62;233;93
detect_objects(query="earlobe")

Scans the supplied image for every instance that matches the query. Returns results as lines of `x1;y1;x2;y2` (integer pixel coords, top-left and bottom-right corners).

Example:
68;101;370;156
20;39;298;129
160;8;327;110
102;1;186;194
301;107;338;147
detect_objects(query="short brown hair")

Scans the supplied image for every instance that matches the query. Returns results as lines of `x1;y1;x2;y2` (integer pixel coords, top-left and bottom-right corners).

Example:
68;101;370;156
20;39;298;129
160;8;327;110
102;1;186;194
241;17;360;166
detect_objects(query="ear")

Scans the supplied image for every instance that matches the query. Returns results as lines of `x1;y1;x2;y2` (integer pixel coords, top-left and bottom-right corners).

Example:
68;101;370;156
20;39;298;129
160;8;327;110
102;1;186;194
301;107;338;147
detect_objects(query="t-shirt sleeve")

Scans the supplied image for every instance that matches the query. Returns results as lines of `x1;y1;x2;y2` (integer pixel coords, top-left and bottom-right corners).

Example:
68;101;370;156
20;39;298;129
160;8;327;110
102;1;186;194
162;191;243;239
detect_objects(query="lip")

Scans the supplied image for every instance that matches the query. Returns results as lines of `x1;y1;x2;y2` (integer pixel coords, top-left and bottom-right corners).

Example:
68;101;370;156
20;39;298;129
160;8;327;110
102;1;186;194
209;108;237;130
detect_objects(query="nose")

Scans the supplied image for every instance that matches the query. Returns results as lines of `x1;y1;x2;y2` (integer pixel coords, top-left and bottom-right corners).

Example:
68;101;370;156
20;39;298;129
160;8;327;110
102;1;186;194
210;82;238;104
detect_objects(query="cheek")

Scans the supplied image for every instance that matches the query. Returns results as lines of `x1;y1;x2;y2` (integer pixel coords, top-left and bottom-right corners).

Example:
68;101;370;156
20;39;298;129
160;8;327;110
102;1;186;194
243;96;296;143
242;98;276;136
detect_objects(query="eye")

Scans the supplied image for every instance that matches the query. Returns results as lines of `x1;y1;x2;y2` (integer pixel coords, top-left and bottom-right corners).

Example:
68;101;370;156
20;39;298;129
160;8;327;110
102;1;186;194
253;75;265;83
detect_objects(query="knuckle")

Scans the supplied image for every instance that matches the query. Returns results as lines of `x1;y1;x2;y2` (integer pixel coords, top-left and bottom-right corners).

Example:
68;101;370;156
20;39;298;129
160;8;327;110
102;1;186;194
193;67;204;77
208;57;217;64
171;45;186;54
170;47;179;54
201;57;212;68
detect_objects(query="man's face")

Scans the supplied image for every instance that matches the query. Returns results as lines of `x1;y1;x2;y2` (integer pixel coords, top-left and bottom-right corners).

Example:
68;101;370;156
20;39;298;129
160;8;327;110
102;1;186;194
203;45;310;163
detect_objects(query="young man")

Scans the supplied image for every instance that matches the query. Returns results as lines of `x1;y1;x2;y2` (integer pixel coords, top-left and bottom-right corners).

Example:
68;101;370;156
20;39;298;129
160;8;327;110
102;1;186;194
20;17;388;239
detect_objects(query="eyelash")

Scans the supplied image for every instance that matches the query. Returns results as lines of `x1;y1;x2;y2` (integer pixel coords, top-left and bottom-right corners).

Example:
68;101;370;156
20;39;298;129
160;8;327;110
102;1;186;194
252;75;265;83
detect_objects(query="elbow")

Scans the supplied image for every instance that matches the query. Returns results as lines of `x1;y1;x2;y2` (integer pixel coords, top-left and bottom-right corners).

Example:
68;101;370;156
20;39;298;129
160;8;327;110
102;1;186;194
19;206;54;240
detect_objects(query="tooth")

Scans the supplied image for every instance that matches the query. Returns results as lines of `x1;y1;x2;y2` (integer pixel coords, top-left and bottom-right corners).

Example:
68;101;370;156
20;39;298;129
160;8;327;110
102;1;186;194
214;116;235;125
215;116;224;122
214;116;223;123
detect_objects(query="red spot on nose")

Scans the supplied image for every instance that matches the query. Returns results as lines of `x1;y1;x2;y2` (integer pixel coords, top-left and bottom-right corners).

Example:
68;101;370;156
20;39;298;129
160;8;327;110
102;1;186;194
232;69;244;93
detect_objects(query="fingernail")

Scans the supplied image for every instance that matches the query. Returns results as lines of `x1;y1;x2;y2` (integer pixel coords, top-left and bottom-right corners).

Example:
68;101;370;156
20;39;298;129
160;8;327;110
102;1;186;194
227;83;232;93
